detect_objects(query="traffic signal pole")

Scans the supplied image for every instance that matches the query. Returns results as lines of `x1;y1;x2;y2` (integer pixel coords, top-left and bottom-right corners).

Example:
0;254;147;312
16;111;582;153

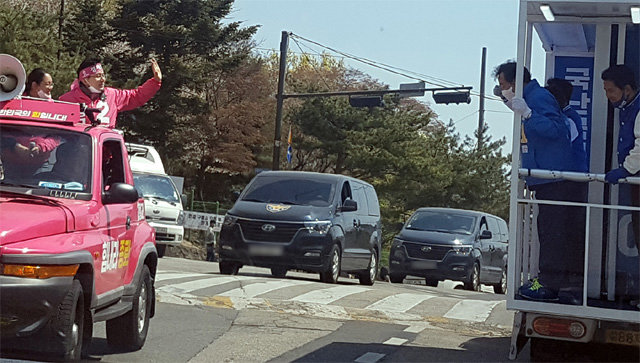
272;31;289;171
478;47;486;149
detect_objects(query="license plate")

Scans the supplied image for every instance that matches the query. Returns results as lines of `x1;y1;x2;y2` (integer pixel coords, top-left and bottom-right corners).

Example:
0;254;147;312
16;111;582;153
248;245;283;257
409;260;437;270
154;227;168;234
605;329;640;347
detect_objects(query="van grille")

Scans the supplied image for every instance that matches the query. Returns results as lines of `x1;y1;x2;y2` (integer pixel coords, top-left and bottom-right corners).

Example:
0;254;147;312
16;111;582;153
404;242;451;261
238;219;303;243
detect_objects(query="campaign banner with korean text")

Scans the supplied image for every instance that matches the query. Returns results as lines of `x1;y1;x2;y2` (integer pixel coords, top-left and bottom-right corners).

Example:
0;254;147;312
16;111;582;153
183;211;224;232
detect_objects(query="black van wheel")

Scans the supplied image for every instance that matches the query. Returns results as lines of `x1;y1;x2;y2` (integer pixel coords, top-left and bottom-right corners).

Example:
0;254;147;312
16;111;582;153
320;244;341;283
51;279;84;361
271;267;287;278
425;277;438;287
219;261;240;275
493;266;507;294
358;251;378;286
389;273;405;284
106;265;151;350
464;263;481;291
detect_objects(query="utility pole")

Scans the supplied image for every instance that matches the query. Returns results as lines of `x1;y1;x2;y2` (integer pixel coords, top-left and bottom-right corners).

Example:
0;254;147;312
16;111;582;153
272;31;289;170
478;47;487;149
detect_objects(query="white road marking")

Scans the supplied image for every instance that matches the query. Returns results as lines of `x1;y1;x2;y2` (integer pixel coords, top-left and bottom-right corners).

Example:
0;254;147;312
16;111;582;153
354;352;386;363
155;272;207;282
364;293;436;313
403;324;428;333
443;300;501;322
291;285;370;304
220;280;313;298
158;275;255;293
383;337;408;346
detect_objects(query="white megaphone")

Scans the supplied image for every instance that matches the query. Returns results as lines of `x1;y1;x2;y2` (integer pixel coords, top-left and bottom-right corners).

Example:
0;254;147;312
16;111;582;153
0;54;26;101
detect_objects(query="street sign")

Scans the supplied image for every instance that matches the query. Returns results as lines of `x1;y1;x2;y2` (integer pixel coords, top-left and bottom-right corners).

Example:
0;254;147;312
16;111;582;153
399;81;426;98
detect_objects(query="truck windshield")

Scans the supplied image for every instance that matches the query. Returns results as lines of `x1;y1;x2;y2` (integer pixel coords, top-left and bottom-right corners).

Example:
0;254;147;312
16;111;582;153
405;211;476;235
0;124;92;193
133;173;180;203
242;176;335;207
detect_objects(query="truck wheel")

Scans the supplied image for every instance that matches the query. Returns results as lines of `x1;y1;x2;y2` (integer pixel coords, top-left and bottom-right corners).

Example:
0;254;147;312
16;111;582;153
358;250;378;286
156;244;166;258
464;263;480;291
493;267;507;294
389;273;405;284
425;277;439;287
320;244;341;283
219;261;240;275
106;266;152;350
51;279;84;361
270;267;287;278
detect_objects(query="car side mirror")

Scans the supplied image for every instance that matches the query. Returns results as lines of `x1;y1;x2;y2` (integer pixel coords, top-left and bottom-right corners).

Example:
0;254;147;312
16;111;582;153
395;222;405;230
340;199;357;212
103;183;140;204
479;230;492;239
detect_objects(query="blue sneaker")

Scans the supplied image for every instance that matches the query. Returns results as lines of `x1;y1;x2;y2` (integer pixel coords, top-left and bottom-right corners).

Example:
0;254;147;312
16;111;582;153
518;278;559;301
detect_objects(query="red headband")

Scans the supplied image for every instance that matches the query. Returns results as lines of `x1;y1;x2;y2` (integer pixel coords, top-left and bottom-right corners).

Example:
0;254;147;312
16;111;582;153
79;63;104;80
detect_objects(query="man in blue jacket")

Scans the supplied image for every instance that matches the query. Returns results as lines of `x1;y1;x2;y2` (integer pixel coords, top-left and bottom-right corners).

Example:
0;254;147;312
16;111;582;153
494;62;583;303
601;65;640;251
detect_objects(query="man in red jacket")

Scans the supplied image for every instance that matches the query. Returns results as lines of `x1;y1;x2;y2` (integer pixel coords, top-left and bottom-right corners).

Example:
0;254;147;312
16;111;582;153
59;56;162;128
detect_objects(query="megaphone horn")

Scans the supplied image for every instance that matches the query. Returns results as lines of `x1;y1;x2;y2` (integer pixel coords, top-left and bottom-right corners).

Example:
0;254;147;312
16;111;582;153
0;54;26;101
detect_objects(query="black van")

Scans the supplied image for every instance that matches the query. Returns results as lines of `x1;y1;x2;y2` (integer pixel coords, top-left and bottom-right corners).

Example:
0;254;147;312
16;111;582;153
218;171;382;285
389;207;508;293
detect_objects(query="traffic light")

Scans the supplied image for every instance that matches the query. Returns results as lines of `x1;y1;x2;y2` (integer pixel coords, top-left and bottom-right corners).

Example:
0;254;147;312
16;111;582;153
432;91;471;105
349;95;384;108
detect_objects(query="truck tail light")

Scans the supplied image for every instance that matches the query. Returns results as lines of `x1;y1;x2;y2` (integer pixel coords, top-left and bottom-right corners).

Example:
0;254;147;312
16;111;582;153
2;264;79;279
533;317;586;339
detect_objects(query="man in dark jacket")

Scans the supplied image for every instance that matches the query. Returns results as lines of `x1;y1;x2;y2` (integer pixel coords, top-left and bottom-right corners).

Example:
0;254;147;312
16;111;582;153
601;65;640;250
494;62;583;303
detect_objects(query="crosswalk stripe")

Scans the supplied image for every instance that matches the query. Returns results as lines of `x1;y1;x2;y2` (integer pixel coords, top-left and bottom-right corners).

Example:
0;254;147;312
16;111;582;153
443;300;501;322
155;272;207;282
364;293;436;313
291;285;370;304
354;352;386;363
158;275;255;293
220;280;313;298
383;337;407;345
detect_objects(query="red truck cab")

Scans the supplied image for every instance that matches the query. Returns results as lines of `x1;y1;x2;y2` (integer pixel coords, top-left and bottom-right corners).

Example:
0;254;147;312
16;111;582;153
0;97;157;360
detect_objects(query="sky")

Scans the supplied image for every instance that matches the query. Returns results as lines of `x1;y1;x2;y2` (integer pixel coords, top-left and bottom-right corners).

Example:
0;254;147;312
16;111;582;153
227;0;548;154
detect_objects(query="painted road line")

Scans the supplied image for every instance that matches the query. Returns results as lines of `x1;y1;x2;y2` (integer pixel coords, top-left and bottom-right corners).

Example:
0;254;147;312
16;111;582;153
443;300;501;322
354;352;386;363
155;272;208;282
403;323;429;333
383;337;408;346
291;286;370;304
364;293;436;313
158;275;255;293
220;280;313;298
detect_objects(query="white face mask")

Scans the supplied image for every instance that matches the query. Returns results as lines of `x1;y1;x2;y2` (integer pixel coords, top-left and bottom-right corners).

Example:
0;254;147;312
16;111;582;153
37;89;52;99
501;88;515;101
88;85;102;94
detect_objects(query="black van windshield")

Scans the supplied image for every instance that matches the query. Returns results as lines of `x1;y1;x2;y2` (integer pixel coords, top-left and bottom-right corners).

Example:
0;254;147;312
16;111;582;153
242;176;335;207
405;211;476;235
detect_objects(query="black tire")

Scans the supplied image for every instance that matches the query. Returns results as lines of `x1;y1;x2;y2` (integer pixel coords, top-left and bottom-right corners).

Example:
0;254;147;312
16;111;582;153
464;263;481;291
156;244;166;258
425;277;439;287
51;279;84;361
270;267;287;278
320;244;341;283
389;273;405;284
493;267;507;294
219;261;240;275
358;250;378;286
106;265;152;350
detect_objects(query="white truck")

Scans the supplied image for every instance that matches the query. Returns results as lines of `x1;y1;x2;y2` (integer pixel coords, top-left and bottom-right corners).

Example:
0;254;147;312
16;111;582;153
127;143;185;257
507;1;640;360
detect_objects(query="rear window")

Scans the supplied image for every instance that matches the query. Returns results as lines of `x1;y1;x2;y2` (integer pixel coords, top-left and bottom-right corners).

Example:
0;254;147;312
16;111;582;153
242;176;336;207
405;211;476;235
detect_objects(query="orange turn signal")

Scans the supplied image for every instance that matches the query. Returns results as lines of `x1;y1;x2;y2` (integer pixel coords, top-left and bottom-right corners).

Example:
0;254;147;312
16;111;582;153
2;264;79;279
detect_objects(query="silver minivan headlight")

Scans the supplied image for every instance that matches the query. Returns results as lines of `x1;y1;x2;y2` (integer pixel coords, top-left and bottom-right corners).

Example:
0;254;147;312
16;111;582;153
304;220;332;234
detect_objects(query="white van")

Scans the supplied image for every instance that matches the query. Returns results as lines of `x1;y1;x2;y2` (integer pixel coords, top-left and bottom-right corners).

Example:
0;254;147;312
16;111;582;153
127;143;184;257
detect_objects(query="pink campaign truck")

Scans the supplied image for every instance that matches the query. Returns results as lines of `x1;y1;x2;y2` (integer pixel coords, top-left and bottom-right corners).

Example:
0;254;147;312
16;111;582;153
0;55;157;360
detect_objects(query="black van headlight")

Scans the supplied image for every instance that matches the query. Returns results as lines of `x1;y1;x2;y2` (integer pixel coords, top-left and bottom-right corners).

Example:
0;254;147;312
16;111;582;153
452;245;472;255
304;221;331;234
391;237;403;248
223;215;238;227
